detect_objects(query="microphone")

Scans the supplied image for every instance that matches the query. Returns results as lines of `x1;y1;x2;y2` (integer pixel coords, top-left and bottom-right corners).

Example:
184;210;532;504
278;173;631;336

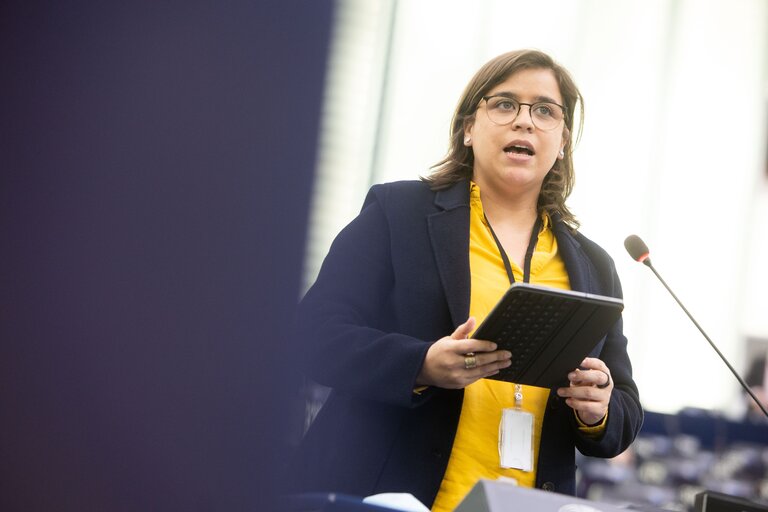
624;234;651;267
624;234;768;418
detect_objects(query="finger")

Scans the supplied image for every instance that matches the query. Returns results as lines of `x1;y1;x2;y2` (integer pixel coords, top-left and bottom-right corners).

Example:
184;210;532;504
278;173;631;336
472;350;513;367
567;368;587;385
464;358;513;382
579;357;608;372
595;370;611;388
567;368;597;386
568;368;610;387
453;338;499;354
573;358;612;387
460;350;513;374
482;358;512;376
450;317;476;340
558;385;606;402
568;396;607;412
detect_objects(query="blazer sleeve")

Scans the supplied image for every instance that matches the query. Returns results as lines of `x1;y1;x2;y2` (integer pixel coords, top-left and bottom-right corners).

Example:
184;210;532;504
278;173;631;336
572;254;643;458
294;186;433;408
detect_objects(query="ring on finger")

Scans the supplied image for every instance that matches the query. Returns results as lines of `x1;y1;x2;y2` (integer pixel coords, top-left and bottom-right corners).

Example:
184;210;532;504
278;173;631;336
464;352;477;370
596;370;611;389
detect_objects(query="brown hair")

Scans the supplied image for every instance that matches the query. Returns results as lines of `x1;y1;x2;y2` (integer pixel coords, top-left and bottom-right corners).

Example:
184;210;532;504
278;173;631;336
422;49;584;230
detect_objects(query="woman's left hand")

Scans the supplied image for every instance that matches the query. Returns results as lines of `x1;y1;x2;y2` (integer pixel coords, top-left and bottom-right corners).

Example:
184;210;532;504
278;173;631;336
557;357;612;425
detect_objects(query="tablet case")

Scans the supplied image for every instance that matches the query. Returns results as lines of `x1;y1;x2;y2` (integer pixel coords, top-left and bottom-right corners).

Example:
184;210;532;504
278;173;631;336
473;282;624;388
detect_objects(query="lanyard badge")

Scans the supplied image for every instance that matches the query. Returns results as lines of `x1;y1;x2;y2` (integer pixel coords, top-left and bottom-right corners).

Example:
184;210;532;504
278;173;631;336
499;384;533;471
485;214;541;471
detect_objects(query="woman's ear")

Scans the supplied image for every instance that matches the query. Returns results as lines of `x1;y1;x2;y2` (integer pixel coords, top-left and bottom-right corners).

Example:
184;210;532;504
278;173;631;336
558;127;570;159
463;118;475;146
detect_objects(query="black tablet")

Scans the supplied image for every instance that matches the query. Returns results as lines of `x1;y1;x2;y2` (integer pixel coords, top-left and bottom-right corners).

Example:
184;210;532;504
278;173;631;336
473;282;624;388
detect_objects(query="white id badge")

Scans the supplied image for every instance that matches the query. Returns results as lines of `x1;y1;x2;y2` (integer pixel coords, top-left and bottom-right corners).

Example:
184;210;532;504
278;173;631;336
499;408;533;471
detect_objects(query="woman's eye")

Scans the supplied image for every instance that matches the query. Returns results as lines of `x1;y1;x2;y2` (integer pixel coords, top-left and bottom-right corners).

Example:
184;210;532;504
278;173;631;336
496;100;515;111
534;104;553;116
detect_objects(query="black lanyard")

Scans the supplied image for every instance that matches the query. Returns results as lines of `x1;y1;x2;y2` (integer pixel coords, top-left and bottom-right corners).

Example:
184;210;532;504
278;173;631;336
484;214;542;284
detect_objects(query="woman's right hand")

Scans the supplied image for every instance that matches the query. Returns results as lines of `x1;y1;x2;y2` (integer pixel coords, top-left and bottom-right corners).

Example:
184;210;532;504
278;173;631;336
415;317;512;389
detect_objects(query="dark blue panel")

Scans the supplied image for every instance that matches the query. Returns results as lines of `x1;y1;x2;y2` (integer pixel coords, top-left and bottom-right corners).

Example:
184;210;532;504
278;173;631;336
0;1;333;510
640;410;768;450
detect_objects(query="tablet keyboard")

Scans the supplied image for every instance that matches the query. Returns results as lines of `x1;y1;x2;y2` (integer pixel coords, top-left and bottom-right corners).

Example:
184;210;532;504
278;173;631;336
490;290;575;378
472;282;623;387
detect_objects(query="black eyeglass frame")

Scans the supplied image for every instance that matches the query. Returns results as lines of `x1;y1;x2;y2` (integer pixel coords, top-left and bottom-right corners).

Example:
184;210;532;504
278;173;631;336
479;94;567;131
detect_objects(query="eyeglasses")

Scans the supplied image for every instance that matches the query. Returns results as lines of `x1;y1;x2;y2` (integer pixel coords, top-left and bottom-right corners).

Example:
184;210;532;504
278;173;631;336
480;94;566;131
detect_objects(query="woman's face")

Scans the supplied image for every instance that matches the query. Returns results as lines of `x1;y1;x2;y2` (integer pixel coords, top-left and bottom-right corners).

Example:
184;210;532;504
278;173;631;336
464;67;568;199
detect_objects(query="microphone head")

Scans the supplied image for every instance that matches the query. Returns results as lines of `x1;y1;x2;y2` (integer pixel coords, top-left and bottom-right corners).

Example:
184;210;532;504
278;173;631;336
624;235;652;266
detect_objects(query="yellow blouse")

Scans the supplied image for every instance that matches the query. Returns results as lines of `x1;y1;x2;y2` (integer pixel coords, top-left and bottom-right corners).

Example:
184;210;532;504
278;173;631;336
431;182;571;512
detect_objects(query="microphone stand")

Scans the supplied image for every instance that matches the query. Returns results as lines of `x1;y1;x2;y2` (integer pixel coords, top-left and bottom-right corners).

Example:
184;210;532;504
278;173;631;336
642;259;768;419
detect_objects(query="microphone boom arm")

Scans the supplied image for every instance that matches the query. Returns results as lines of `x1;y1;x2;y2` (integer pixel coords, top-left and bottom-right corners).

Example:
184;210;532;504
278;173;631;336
646;261;768;419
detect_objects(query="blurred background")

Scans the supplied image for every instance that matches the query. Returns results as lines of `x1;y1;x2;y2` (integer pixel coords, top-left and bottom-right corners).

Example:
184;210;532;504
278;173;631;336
301;1;768;509
304;0;768;417
2;0;766;510
1;1;332;510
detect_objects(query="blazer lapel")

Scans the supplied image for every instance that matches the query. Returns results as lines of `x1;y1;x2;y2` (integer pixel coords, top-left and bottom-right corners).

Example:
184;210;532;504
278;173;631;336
552;219;594;294
427;187;600;325
427;181;471;329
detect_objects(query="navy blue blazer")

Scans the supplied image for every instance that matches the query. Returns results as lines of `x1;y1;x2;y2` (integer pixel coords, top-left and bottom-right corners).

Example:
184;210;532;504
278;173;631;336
289;180;642;507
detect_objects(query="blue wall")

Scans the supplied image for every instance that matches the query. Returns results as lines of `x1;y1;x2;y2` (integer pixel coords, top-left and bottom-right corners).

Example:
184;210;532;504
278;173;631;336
0;1;333;510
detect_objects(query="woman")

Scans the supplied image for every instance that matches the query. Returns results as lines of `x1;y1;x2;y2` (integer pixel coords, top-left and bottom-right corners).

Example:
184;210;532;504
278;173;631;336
289;49;643;511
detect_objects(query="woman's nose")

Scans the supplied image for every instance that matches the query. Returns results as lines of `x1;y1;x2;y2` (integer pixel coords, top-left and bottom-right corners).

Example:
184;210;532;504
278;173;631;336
512;104;535;131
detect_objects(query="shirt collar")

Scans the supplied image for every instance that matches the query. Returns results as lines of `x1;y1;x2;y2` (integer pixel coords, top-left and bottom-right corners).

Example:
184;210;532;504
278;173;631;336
469;180;550;230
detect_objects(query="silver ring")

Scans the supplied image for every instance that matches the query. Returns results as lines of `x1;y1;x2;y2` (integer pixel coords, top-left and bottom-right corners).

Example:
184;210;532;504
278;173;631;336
464;353;477;369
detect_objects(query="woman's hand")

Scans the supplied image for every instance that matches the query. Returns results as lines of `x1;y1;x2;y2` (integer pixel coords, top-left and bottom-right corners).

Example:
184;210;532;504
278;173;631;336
557;357;613;425
416;317;512;389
